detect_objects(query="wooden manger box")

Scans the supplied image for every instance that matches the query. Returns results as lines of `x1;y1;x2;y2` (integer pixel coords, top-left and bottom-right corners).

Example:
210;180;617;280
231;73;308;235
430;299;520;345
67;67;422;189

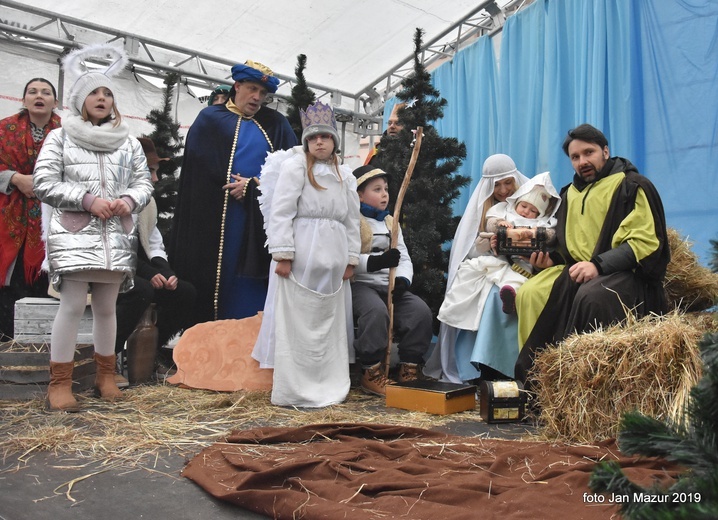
0;342;96;400
385;380;477;415
495;225;549;256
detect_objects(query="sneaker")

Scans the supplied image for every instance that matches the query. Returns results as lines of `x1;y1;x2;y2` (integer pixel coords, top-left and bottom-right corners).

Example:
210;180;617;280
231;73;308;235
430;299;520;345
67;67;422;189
114;373;129;388
397;362;436;383
360;363;395;396
499;285;516;314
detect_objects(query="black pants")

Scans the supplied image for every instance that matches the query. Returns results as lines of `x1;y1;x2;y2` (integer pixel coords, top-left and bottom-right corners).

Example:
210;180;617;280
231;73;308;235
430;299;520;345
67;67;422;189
515;271;641;387
0;249;49;342
115;276;197;354
352;282;433;367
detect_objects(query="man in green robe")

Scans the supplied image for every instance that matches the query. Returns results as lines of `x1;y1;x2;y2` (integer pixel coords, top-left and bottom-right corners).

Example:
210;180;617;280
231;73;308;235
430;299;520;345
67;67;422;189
514;124;670;386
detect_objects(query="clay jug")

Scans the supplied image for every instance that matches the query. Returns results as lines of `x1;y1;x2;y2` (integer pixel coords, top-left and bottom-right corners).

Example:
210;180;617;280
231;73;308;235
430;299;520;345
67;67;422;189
126;303;158;384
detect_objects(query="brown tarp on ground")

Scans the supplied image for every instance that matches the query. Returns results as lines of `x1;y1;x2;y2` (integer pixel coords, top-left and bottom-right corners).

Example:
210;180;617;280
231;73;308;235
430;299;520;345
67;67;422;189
182;423;681;520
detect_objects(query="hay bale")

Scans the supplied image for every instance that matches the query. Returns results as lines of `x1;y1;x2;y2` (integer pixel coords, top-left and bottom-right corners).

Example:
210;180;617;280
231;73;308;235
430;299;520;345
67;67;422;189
532;311;716;444
664;228;718;312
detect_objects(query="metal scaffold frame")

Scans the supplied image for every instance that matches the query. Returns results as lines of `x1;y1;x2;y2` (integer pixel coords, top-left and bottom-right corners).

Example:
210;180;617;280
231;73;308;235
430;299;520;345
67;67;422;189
359;0;529;117
0;0;527;135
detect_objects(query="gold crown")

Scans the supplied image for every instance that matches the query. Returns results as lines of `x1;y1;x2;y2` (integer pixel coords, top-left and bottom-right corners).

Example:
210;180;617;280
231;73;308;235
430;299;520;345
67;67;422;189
244;60;274;77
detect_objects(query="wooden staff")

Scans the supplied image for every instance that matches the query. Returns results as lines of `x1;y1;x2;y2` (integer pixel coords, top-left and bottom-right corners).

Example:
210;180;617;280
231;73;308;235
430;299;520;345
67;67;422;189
384;127;424;377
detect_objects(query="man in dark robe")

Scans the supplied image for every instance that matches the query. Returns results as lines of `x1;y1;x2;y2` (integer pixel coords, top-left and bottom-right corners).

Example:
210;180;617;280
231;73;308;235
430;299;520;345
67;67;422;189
168;61;297;325
514;124;670;386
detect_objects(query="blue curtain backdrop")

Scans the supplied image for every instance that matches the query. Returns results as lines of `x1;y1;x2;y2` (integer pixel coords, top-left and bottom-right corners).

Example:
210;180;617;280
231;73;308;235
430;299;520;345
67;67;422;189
429;0;718;264
433;35;499;210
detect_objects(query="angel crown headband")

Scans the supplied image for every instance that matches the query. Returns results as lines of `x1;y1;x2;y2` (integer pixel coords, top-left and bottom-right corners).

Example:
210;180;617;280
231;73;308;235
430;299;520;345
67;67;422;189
62;43;129;115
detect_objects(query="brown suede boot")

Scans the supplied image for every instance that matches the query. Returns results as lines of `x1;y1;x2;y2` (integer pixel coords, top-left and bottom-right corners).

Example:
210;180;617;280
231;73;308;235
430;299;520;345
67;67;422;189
47;361;80;412
94;353;124;401
397;362;435;383
360;363;395;396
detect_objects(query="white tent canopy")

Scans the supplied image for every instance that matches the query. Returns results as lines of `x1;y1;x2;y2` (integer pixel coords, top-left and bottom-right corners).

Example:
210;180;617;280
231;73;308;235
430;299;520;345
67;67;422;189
1;0;523;166
5;0;517;97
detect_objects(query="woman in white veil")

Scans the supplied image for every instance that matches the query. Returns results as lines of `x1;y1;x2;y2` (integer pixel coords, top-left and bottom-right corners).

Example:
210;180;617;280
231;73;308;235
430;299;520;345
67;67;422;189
424;154;529;383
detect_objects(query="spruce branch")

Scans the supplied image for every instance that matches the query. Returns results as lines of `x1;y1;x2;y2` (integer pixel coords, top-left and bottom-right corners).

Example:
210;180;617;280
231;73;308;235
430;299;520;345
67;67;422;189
371;28;469;328
589;331;718;518
286;54;317;142
142;73;183;239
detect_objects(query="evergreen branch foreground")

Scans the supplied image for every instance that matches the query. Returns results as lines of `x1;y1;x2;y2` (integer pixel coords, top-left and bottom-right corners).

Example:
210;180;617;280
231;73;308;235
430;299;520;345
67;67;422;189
589;331;718;519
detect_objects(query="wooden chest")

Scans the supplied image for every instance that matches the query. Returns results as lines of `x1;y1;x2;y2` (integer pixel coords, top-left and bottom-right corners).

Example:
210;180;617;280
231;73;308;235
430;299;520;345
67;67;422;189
386;380;476;415
0;342;96;400
14;297;93;343
479;380;526;423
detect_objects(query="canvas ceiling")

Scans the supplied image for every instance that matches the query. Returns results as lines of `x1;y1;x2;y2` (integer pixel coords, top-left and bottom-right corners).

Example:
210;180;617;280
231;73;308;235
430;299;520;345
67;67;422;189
12;0;496;97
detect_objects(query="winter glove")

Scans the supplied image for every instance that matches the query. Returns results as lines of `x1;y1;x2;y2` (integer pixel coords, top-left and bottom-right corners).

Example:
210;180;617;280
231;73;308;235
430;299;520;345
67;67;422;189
366;248;401;272
392;277;410;302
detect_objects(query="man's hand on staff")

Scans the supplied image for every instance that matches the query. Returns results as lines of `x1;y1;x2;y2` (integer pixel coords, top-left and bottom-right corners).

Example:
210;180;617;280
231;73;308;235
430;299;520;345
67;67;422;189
223;173;249;200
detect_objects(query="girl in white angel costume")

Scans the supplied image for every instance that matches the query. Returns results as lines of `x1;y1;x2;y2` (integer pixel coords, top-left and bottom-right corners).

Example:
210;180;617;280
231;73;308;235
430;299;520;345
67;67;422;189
252;101;360;407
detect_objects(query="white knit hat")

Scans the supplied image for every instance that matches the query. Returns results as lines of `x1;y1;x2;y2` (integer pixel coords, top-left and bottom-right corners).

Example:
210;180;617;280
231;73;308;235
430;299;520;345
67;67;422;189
516;186;551;218
68;72;119;116
62;44;128;116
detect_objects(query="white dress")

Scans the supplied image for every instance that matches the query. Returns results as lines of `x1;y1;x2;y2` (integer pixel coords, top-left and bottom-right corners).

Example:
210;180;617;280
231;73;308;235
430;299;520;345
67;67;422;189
252;147;361;407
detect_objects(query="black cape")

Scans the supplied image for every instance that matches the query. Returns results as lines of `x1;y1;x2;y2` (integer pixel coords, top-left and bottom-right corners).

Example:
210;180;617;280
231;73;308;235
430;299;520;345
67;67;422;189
167;104;297;324
515;157;670;384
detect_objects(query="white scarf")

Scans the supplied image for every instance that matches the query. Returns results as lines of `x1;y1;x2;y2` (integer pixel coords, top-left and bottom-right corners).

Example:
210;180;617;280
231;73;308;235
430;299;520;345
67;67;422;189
61;114;130;152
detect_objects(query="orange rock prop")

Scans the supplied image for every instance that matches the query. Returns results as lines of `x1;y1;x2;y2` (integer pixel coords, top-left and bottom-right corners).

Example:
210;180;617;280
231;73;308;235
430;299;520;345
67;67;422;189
167;314;273;391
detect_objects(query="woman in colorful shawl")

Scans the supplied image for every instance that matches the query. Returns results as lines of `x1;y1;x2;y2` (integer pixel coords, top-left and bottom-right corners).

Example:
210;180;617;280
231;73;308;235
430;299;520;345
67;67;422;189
0;78;61;341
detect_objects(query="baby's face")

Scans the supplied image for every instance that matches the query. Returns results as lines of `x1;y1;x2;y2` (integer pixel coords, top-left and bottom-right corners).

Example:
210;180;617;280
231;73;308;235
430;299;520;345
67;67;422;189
516;200;540;219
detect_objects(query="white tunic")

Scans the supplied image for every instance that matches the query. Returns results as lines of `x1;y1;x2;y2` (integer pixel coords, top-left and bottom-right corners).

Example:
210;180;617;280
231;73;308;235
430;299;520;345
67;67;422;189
252;147;360;407
264;149;360;292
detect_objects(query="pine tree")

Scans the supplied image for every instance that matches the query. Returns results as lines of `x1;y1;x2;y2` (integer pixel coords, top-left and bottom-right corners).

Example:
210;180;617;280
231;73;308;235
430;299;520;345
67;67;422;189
143;73;183;239
588;331;718;519
286;54;317;143
372;28;469;328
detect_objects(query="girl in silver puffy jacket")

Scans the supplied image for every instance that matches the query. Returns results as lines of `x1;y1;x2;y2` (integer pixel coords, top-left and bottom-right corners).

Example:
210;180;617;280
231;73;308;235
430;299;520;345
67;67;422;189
33;44;154;412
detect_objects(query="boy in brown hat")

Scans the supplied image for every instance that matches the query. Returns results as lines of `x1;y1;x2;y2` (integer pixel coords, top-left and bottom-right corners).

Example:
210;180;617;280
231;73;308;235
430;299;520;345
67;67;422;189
351;165;433;396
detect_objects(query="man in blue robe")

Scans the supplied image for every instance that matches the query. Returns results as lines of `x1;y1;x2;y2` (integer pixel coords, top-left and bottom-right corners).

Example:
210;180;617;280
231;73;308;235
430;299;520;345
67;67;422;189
169;61;297;324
